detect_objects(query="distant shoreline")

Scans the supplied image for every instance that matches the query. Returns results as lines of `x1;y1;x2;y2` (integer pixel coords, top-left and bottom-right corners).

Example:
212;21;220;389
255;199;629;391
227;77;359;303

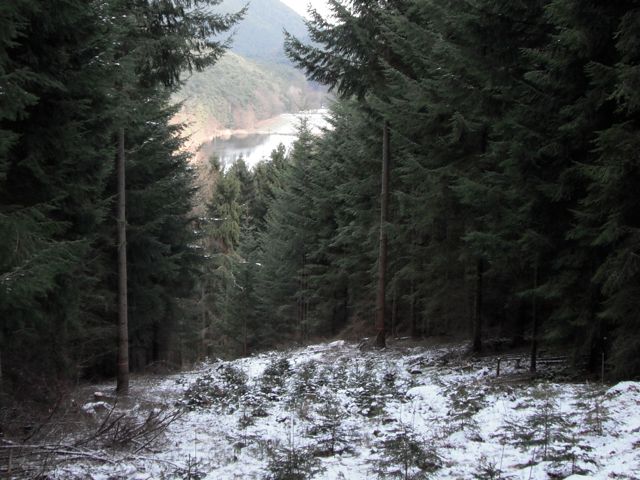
209;108;330;139
197;108;331;169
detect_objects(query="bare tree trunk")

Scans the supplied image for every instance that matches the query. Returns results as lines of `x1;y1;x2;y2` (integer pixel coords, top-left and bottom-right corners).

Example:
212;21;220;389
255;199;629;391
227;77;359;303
472;258;484;353
302;252;308;342
409;227;421;339
530;263;539;373
409;279;417;338
242;316;248;357
179;320;185;369
116;127;129;396
391;286;397;339
200;282;207;359
375;120;391;349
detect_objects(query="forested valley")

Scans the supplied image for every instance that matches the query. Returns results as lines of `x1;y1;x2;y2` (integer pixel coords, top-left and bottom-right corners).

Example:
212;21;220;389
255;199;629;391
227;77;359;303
1;0;640;477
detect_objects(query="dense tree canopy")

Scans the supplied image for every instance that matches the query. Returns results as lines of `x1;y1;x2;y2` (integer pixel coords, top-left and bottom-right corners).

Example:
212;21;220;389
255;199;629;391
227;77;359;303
2;0;640;408
0;0;242;399
207;0;640;379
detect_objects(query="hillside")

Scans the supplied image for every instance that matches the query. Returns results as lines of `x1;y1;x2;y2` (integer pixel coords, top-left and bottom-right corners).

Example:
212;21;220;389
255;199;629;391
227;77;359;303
174;0;325;137
219;0;310;63
175;52;325;134
19;341;640;479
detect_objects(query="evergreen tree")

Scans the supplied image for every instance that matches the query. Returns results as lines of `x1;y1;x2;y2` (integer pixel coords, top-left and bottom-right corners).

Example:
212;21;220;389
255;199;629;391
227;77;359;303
501;0;635;372
0;0;36;160
0;0;118;394
123;96;199;369
255;121;318;343
198;161;242;356
315;102;383;333
434;0;551;355
285;0;409;347
0;0;244;397
250;144;288;229
568;3;640;377
104;0;244;394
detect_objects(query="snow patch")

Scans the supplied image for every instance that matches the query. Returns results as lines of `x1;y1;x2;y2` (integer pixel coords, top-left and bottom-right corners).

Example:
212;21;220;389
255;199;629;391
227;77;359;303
36;341;640;480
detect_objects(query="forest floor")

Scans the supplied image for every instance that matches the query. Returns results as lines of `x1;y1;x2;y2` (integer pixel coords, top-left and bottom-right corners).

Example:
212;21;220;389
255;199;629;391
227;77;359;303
3;339;639;479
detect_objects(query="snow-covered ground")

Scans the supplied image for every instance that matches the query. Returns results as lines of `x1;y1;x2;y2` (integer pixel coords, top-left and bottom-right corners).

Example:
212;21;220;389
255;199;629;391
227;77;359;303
41;341;639;479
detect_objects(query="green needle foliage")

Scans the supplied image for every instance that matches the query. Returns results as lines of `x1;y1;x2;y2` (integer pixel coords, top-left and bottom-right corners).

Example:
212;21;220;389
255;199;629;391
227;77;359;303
219;0;640;379
3;0;640;408
0;0;242;401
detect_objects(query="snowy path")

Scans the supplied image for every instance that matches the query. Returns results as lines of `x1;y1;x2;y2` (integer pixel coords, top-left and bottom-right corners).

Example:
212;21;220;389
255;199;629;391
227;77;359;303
47;341;639;479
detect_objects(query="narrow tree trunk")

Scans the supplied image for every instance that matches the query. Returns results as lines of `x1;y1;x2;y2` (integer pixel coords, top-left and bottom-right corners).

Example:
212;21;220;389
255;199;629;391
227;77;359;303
331;301;337;336
341;285;349;332
116;127;129;395
200;282;206;358
409;278;417;338
302;252;308;342
530;263;539;373
179;320;185;369
375;120;391;349
243;266;250;356
152;319;160;364
391;286;397;339
472;125;488;354
242;316;248;357
472;258;484;353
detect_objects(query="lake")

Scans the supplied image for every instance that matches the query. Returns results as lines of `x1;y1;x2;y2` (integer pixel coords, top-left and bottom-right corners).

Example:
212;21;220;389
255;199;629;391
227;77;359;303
200;109;329;169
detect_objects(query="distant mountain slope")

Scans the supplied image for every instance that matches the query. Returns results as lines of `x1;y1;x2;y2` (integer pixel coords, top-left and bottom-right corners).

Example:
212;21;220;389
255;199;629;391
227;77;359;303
175;52;325;132
174;0;325;137
218;0;309;63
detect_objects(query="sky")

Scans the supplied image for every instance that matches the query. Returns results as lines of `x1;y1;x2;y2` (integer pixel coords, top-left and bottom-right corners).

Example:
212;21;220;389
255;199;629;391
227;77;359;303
280;0;331;18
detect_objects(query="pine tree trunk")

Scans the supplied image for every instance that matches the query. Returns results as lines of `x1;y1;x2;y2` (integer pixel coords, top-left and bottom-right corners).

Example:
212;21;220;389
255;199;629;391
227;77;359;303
391;286;397;339
116;127;130;395
179;322;185;369
472;125;488;354
472;258;483;353
530;263;539;373
302;252;308;342
375;120;391;349
341;286;348;332
410;278;418;338
151;320;159;364
200;282;206;358
243;316;248;357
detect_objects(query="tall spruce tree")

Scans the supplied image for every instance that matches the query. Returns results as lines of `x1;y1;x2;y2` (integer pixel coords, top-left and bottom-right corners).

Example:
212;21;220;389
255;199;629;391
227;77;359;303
566;2;640;377
202;162;243;355
0;0;243;398
504;0;632;372
320;102;385;334
285;0;409;347
123;96;198;369
364;0;492;349
105;0;244;394
255;121;317;343
0;0;119;395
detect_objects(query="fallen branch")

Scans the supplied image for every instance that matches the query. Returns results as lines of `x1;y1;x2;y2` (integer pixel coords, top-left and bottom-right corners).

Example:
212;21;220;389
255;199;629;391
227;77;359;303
1;443;114;462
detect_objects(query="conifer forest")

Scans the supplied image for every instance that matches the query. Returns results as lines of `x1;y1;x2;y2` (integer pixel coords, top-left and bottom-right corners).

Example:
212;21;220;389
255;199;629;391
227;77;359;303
1;0;640;478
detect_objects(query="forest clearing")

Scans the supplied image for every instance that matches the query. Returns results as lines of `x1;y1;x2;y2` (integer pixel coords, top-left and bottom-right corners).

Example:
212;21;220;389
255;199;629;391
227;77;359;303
3;1;640;478
4;340;638;479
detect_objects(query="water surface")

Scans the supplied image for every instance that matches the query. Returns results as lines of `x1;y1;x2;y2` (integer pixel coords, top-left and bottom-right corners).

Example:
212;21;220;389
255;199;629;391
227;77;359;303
201;109;329;169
